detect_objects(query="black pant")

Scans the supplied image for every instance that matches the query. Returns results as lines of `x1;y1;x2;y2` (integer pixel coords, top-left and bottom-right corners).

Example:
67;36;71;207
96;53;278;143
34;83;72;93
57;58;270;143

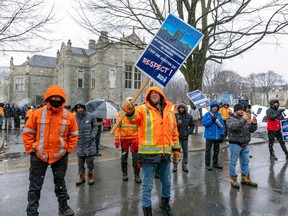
27;153;69;216
268;130;288;155
77;155;94;172
180;138;188;165
14;117;20;128
205;139;220;167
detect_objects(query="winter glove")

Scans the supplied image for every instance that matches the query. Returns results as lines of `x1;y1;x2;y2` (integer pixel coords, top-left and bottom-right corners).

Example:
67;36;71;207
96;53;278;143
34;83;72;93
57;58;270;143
219;134;225;143
123;97;135;115
173;151;181;164
114;138;120;148
278;108;285;113
137;162;142;168
211;115;217;122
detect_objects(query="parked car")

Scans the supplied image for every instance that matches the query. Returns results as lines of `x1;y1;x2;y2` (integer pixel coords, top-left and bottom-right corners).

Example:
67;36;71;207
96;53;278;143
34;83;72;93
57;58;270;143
103;119;113;130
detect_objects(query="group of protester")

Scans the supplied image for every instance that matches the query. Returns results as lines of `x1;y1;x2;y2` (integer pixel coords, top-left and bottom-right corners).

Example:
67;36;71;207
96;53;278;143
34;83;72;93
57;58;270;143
0;103;36;130
19;84;288;216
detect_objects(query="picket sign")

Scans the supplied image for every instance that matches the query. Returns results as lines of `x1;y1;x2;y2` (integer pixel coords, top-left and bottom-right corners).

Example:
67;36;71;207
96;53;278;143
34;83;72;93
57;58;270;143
187;89;223;128
110;14;203;134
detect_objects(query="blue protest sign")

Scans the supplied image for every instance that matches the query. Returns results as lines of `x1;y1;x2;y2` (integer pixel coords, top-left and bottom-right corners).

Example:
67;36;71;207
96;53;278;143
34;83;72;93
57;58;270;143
256;107;263;115
221;94;232;105
135;13;203;87
187;89;210;109
281;120;288;141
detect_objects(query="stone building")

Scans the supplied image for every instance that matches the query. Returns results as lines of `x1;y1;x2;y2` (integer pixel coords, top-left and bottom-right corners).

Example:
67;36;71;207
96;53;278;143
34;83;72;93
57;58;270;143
9;31;149;107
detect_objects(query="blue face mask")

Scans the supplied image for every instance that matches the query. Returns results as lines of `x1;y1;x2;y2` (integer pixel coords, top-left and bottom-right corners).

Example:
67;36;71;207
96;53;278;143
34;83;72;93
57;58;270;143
48;99;63;108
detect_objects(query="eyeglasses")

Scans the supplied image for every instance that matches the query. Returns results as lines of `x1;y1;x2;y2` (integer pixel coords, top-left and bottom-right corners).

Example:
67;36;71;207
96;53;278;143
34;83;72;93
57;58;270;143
76;106;85;109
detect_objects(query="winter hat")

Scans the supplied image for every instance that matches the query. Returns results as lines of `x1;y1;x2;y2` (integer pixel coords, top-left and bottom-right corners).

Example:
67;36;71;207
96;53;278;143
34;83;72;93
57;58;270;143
233;103;244;112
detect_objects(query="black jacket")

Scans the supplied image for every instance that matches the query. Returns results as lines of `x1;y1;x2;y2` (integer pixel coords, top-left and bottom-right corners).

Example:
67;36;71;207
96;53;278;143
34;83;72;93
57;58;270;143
175;112;194;140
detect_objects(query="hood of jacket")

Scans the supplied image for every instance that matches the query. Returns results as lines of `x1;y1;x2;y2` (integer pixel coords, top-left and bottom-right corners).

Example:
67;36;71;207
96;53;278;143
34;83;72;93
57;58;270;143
269;99;279;109
209;101;219;112
74;100;86;110
145;86;167;106
177;103;188;113
44;85;66;110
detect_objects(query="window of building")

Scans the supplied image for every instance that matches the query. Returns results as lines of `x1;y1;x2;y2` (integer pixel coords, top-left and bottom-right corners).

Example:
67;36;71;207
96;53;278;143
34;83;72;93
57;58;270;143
134;67;141;89
125;65;141;89
78;70;84;88
14;77;25;91
91;78;95;88
109;68;116;88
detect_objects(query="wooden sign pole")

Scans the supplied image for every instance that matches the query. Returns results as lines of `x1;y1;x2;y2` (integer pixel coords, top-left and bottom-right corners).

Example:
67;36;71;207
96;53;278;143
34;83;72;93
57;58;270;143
110;77;150;135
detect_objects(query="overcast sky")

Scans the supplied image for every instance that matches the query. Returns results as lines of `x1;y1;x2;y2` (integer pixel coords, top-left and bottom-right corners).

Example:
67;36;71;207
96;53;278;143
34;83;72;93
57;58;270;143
0;0;287;83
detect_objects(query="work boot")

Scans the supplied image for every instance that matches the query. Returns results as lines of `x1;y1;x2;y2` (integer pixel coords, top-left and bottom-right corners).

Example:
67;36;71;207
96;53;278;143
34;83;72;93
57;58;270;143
122;163;129;181
172;163;177;172
182;163;188;173
76;171;85;186
206;166;212;171
134;167;142;183
270;152;278;161
143;206;152;216
59;200;74;216
213;163;223;169
241;175;258;187
88;171;94;185
159;197;175;216
230;175;240;189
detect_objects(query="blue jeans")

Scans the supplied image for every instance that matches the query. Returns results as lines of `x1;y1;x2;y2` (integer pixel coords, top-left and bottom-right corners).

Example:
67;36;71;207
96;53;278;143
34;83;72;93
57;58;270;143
141;162;171;208
229;144;249;177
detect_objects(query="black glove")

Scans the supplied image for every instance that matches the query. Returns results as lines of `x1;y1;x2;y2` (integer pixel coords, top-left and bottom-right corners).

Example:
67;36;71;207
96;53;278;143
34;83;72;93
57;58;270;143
219;134;225;143
278;109;285;113
211;115;217;122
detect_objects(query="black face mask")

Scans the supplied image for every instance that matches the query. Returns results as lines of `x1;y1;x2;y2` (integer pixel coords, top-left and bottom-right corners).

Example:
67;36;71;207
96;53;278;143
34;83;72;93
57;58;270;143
48;99;63;108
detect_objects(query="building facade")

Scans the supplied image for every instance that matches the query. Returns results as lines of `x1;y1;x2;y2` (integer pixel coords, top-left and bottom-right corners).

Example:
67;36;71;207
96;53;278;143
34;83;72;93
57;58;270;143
8;31;149;107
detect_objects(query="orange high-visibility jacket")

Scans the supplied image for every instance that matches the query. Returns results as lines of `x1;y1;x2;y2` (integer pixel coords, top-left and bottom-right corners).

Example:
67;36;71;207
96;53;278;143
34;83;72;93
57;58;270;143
25;109;33;118
0;107;4;117
127;86;180;155
115;111;138;140
22;86;79;164
218;107;232;120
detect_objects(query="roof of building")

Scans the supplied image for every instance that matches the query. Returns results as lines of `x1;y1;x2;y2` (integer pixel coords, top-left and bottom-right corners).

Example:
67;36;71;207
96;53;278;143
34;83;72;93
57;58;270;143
71;46;96;56
21;55;56;68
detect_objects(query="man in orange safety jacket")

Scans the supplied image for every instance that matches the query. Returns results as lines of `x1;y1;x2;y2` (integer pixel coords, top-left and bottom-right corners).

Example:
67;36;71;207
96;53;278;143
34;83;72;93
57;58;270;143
22;85;79;216
123;86;180;216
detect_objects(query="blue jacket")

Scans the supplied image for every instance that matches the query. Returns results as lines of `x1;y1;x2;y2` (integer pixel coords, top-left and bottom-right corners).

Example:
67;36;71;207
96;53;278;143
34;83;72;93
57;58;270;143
202;101;225;140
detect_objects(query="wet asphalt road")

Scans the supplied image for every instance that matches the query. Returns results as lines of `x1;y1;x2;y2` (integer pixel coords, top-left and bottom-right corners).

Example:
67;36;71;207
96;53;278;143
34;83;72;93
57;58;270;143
1;126;288;216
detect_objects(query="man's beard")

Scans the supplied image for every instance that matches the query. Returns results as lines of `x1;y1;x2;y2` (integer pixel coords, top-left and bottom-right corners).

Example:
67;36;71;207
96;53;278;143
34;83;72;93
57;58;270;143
149;98;159;107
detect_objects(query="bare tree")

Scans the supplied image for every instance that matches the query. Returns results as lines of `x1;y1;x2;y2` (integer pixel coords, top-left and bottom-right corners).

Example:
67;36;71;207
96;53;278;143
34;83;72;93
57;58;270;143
244;73;258;105
203;62;243;101
0;0;55;54
163;76;188;104
73;0;288;93
256;70;283;105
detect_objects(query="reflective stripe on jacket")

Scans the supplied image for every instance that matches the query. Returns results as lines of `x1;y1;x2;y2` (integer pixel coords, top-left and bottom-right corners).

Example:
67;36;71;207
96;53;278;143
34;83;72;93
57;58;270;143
115;111;138;140
22;106;79;164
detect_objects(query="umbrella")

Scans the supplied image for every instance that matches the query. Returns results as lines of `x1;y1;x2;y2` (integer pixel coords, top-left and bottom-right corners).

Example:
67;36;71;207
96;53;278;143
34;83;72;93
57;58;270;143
92;101;120;119
86;99;119;113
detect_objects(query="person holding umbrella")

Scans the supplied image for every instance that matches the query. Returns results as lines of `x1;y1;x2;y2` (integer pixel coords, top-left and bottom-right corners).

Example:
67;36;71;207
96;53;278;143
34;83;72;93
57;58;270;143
74;100;98;186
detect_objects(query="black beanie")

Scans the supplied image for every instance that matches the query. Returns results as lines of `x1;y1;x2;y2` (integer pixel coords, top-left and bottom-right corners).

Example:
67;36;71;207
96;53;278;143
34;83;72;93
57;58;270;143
234;103;244;112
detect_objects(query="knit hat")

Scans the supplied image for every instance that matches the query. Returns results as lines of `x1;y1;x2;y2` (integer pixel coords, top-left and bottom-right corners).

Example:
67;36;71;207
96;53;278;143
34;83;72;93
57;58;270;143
234;103;244;112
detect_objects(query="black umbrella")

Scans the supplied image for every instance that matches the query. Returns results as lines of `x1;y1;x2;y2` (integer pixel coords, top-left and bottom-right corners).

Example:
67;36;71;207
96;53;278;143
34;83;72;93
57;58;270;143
86;99;119;115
